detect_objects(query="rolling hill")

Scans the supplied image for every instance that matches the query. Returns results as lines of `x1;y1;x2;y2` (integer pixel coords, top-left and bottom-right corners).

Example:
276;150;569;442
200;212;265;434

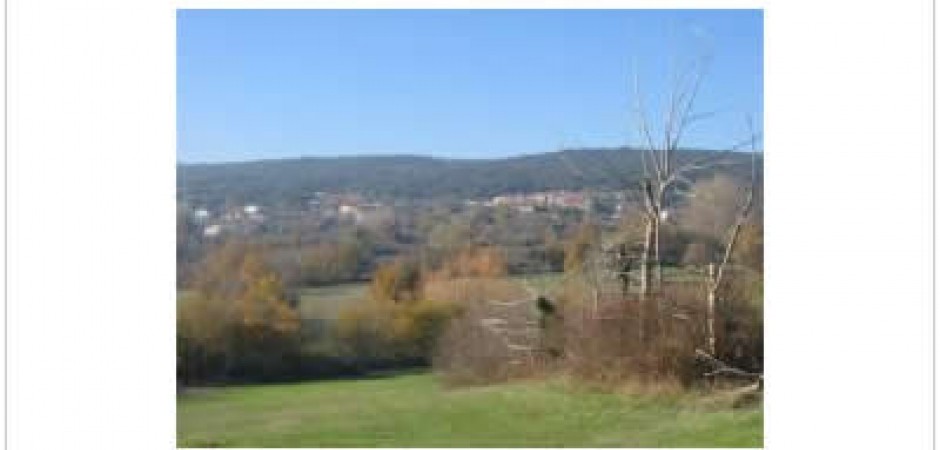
177;147;760;206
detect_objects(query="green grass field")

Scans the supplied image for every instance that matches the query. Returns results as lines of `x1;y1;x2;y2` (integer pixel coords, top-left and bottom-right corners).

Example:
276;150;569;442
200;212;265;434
177;372;762;448
296;283;368;319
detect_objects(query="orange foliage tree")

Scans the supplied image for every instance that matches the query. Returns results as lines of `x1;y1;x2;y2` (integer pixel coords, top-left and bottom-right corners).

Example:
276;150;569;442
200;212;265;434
178;240;300;382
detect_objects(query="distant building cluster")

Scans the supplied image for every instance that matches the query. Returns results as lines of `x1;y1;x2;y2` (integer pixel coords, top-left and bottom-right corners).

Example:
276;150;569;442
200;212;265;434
186;189;620;239
338;202;394;227
306;192;363;217
193;204;265;237
189;192;399;239
486;190;590;212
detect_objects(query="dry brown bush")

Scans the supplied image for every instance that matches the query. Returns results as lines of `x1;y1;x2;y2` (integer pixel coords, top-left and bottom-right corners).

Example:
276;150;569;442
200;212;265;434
713;266;763;372
559;282;706;386
562;276;762;386
431;277;549;385
434;272;762;389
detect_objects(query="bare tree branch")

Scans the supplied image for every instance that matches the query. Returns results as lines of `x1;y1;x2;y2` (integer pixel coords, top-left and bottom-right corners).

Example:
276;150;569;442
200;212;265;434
632;70;662;181
711;120;760;292
669;55;711;152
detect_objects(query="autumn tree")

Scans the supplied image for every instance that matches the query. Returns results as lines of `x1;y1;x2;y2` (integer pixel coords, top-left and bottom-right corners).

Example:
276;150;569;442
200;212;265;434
436;246;508;279
564;222;600;273
338;255;463;364
369;257;423;303
178;240;301;383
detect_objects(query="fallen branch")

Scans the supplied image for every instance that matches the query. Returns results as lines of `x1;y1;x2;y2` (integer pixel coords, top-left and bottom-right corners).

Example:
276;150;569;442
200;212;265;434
703;367;758;380
695;349;763;386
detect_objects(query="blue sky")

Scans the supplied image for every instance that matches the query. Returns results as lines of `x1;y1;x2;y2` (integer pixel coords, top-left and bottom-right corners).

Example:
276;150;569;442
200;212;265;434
178;9;762;163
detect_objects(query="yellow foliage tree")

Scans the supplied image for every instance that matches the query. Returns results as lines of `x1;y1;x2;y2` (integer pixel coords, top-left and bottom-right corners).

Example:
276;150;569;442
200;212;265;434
178;240;300;381
564;222;599;273
369;257;422;303
434;246;508;279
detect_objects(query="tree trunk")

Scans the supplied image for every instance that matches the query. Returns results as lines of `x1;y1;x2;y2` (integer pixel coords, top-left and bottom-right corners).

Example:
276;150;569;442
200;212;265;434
705;185;754;356
706;264;717;355
640;218;655;299
639;217;655;342
652;217;661;289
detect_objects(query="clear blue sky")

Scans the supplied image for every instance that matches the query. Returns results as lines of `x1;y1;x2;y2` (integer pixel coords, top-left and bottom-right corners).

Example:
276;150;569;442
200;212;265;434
178;9;762;163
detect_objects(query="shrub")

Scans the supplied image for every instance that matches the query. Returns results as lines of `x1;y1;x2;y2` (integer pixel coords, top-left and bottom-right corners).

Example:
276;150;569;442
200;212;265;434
432;279;545;385
336;298;460;363
564;222;599;272
370;256;422;303
432;271;762;389
433;303;516;385
733;220;763;273
715;267;763;372
557;281;707;386
431;246;508;279
335;300;397;360
177;240;302;384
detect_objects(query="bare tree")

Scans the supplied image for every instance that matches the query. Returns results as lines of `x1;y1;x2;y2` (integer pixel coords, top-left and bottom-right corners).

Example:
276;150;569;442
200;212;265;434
630;55;760;306
704;119;760;355
633;53;714;300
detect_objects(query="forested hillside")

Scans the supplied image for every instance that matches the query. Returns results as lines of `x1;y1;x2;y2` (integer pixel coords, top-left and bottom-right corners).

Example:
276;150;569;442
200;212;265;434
178;148;759;206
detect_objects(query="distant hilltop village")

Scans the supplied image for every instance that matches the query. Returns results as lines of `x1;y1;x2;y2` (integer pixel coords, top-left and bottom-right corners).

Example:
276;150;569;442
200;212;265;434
486;190;589;212
185;189;629;240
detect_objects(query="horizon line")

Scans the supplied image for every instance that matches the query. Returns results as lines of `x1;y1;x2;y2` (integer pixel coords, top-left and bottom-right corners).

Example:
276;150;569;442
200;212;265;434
177;145;762;166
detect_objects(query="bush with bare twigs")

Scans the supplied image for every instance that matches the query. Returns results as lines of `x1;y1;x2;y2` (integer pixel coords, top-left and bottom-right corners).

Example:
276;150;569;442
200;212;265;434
432;269;762;389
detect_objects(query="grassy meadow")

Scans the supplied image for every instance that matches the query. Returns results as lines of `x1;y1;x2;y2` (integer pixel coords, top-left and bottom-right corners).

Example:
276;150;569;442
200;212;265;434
296;283;368;319
177;372;762;448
